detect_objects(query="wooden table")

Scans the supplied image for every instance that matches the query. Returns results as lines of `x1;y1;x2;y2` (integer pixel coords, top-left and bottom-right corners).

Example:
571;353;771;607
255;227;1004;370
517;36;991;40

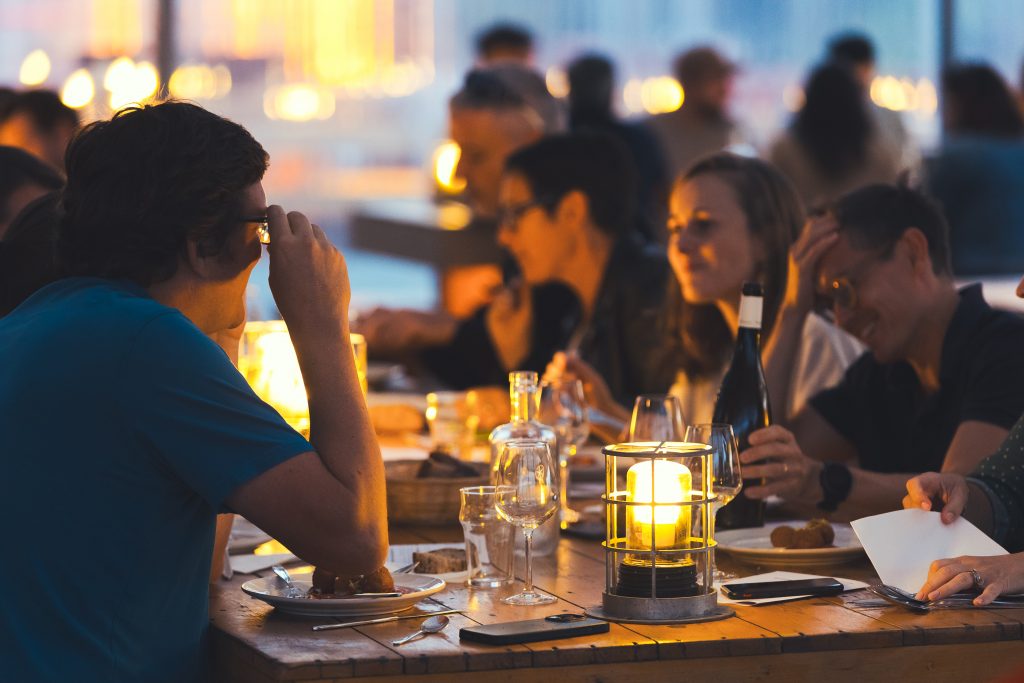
211;523;1024;682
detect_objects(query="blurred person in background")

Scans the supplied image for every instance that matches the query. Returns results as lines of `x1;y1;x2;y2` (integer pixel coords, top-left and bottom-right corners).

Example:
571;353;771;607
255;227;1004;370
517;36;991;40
0;191;62;317
475;22;535;67
0;145;63;239
736;183;1024;520
827;32;917;170
550;153;861;426
770;63;900;208
925;63;1024;275
370;132;669;402
0;89;79;171
360;65;564;339
645;46;743;182
567;53;670;244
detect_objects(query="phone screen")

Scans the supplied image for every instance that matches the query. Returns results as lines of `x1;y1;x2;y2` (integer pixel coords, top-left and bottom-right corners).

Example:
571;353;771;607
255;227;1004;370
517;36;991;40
721;578;844;600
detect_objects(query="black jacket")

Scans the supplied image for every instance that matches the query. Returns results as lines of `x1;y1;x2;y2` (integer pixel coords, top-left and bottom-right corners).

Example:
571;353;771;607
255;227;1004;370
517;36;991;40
420;237;671;403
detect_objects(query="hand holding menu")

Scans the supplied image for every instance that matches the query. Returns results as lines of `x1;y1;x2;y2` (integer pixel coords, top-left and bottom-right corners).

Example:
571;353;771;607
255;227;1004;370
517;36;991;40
851;509;1007;594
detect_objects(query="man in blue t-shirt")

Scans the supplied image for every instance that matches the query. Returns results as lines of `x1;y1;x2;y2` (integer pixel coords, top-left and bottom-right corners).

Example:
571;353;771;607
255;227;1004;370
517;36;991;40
0;102;388;682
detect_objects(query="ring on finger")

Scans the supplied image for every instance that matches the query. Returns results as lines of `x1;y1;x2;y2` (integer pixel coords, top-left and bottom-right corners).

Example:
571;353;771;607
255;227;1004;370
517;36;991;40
968;569;985;590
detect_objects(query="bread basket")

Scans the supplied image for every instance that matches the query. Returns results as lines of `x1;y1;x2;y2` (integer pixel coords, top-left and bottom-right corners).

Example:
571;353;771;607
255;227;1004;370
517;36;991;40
385;460;488;526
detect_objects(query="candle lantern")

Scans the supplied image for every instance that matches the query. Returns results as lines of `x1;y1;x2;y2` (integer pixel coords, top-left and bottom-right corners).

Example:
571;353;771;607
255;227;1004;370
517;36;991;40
239;321;367;437
586;442;733;624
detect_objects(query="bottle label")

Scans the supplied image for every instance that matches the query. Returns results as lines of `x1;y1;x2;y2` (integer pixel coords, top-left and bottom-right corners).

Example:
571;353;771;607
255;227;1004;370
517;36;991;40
738;295;763;329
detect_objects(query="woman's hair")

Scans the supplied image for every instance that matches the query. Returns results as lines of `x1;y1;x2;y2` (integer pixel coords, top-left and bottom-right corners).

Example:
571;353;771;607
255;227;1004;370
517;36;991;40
792;63;873;181
943;63;1024;138
665;153;805;379
0;191;63;316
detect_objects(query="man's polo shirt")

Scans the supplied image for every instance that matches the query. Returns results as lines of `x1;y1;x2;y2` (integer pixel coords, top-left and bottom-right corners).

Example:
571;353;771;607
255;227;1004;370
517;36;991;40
810;285;1024;473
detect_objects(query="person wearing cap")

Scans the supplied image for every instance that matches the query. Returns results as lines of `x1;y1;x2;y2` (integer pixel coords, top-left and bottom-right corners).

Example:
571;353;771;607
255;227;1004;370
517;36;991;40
645;46;743;182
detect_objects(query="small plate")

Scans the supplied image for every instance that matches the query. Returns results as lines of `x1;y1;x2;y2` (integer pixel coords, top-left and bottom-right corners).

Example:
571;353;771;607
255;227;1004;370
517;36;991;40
242;573;446;617
716;521;864;567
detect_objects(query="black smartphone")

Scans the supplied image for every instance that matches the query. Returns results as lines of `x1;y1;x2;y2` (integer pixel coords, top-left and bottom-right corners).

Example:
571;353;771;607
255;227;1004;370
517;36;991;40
721;578;844;600
459;613;609;645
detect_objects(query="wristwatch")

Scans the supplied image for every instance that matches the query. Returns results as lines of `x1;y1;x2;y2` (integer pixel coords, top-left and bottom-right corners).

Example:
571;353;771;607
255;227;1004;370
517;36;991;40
817;462;852;512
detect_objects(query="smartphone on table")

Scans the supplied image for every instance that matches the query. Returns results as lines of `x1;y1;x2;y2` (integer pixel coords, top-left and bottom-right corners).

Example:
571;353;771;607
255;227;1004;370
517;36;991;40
721;578;844;600
459;613;609;645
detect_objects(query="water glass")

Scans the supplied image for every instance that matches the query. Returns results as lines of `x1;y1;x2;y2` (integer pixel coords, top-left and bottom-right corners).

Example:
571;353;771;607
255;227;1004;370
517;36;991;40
459;486;514;588
539;379;590;526
426;391;480;458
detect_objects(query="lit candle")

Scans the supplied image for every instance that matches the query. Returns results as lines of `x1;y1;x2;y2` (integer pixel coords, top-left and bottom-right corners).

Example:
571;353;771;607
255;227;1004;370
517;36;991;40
626;459;691;551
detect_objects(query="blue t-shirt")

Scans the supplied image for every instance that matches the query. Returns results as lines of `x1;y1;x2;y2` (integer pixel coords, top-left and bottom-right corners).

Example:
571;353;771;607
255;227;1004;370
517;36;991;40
0;278;312;682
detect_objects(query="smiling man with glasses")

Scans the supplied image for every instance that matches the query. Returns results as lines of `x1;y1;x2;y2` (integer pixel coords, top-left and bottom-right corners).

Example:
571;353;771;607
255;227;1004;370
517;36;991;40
743;182;1024;520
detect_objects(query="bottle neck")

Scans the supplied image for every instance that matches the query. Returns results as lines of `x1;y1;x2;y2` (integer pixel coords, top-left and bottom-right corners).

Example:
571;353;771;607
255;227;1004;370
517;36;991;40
510;386;538;422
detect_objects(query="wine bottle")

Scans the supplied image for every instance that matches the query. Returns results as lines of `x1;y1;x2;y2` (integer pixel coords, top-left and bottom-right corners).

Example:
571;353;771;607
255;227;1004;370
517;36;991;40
712;282;771;529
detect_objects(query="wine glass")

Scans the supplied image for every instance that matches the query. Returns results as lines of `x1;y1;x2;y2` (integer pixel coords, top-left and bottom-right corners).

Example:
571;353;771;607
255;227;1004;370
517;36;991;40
629;394;686;442
684;423;743;583
494;440;559;605
539;379;590;526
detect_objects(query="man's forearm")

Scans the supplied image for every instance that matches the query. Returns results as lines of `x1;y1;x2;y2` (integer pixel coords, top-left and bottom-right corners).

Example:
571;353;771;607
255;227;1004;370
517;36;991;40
832;468;920;521
293;322;387;532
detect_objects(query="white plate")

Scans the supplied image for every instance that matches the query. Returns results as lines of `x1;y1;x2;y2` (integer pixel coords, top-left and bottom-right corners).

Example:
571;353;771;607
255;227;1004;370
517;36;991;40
241;573;446;617
716;521;864;567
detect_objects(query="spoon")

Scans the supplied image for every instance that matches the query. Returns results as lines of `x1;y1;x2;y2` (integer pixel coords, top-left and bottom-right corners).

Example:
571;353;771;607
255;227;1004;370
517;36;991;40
391;615;450;646
271;565;306;599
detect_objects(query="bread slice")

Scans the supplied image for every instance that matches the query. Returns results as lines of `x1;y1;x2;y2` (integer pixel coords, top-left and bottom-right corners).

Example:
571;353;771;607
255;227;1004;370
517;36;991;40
413;548;467;573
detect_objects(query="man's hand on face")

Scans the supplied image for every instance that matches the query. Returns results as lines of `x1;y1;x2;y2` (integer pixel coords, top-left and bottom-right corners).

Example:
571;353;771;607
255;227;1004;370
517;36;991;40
265;205;351;337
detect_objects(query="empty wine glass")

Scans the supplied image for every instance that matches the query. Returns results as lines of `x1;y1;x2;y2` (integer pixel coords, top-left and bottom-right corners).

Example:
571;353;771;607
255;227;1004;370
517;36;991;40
629;394;686;442
494;440;559;606
684;423;743;583
539;379;590;526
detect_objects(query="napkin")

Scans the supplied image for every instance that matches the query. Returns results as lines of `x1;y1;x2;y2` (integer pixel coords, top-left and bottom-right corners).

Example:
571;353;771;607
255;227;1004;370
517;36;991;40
230;552;298;575
851;509;1007;594
717;570;868;606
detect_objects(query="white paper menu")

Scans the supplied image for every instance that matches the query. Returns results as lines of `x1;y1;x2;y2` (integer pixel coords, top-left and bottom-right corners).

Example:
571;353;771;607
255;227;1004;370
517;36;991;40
851;509;1007;594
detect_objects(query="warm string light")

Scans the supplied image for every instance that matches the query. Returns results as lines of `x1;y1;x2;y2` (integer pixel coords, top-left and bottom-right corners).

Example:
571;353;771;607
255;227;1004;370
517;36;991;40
19;50;51;86
623;76;684;115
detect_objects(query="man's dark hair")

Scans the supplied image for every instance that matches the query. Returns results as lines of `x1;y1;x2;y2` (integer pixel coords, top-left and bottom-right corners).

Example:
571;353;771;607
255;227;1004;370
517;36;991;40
0;145;63;225
476;23;533;60
59;101;268;286
503;132;636;239
832;183;952;276
0;191;62;316
0;90;79;135
943;63;1024;138
450;65;563;132
827;33;875;67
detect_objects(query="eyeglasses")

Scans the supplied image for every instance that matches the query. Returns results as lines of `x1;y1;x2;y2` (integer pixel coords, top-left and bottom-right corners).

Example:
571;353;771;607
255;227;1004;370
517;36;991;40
496;197;555;230
241;215;270;245
817;248;891;312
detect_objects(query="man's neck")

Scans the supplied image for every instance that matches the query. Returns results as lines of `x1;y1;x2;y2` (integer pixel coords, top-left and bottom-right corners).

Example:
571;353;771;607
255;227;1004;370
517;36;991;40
147;275;216;335
906;284;961;394
560;233;613;321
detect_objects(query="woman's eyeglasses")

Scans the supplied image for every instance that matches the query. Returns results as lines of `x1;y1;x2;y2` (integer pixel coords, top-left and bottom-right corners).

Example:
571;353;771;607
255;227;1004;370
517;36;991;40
241;216;270;245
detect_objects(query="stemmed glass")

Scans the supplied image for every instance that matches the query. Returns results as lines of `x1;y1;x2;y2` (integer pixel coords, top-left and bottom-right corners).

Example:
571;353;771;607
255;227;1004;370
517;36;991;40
494;440;559;605
684;423;743;583
539;379;590;526
628;394;686;442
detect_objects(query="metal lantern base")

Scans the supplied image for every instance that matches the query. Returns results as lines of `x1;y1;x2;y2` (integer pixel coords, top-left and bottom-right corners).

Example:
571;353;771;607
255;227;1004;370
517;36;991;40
585;591;734;625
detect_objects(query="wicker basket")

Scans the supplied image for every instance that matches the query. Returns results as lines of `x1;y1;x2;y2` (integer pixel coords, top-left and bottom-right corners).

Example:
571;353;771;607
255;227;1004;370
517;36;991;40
385;460;488;526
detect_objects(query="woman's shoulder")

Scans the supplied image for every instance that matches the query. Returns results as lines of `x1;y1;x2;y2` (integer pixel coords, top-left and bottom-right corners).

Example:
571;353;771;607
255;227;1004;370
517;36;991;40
800;312;864;361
